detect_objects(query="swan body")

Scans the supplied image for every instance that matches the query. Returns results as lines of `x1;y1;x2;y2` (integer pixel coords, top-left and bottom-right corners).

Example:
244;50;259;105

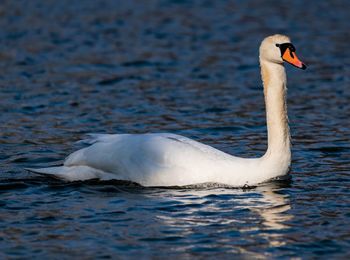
28;34;306;187
30;133;288;186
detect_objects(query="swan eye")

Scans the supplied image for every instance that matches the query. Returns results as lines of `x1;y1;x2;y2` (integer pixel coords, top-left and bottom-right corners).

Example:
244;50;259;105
275;43;280;47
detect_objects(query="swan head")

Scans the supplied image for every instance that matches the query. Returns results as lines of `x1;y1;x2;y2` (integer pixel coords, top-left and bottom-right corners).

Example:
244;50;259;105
260;34;306;70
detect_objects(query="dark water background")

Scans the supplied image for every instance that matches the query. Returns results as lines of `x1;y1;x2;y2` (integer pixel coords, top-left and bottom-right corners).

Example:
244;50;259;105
1;0;349;258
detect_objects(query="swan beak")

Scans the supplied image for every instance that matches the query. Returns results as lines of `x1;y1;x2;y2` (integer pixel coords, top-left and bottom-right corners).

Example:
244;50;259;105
282;50;307;70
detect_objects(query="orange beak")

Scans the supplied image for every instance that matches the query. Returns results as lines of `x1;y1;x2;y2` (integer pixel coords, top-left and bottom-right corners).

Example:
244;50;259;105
282;49;306;70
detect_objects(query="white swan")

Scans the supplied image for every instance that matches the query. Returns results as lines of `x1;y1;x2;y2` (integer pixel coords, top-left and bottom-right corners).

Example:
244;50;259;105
28;34;306;187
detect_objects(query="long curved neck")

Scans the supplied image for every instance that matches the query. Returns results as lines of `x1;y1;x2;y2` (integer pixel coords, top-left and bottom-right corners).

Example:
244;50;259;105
260;60;291;162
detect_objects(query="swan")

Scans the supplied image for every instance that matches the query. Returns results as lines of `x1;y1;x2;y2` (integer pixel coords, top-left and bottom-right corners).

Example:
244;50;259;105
28;34;306;187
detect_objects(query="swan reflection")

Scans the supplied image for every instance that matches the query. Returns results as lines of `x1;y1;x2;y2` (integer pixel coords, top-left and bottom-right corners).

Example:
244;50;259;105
153;181;293;254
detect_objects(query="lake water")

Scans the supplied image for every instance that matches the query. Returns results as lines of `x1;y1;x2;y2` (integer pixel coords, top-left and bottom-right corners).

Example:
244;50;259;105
0;0;349;258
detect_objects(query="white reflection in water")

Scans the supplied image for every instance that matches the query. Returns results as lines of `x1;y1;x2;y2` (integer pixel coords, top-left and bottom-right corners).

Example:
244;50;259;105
253;184;293;248
153;182;293;255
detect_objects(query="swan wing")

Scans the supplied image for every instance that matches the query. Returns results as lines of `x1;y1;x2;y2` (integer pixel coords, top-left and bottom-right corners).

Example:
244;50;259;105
57;133;235;185
28;133;251;185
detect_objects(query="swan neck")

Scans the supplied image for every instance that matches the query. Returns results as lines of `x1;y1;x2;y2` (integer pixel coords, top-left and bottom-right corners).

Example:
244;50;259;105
260;60;291;159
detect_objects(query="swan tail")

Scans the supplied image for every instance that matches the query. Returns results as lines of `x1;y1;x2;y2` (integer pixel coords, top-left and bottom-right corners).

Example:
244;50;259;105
26;166;115;181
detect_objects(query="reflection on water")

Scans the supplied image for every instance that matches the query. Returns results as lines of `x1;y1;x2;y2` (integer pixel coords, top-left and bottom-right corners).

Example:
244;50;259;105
259;186;292;228
0;0;349;258
254;185;292;248
156;182;293;257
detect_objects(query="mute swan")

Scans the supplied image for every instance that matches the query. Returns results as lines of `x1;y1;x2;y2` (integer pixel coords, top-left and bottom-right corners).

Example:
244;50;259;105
28;34;306;187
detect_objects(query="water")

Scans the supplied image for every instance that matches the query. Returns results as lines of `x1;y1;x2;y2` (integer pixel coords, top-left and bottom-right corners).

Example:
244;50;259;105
1;0;349;258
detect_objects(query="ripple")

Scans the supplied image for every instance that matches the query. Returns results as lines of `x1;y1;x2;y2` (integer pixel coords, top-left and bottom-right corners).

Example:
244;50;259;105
0;0;349;258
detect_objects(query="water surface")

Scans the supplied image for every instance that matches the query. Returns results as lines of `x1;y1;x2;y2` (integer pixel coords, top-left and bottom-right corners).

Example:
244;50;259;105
0;0;349;258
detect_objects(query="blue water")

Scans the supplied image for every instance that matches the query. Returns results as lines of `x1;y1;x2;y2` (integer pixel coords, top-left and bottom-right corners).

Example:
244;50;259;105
1;0;349;258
